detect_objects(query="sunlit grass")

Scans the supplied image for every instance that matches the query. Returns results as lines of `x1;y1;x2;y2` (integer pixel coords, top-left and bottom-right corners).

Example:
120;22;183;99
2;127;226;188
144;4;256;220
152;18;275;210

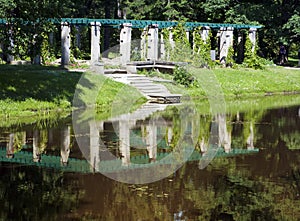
0;65;146;122
160;66;300;98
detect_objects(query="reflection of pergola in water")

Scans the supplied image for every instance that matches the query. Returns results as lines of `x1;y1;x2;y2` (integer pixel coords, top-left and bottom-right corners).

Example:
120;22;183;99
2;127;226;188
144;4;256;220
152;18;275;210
0;18;261;65
1;105;258;174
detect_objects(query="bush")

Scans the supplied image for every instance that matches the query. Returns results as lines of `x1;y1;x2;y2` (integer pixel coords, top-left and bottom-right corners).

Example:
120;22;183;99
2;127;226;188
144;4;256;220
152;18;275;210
173;66;196;87
243;34;264;69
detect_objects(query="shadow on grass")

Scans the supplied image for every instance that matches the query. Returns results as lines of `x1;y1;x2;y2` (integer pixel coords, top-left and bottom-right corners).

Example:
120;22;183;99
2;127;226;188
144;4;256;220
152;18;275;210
0;64;87;103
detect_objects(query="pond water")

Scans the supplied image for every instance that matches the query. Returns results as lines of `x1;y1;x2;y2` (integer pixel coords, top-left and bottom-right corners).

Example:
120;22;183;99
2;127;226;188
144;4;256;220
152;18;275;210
1;96;300;220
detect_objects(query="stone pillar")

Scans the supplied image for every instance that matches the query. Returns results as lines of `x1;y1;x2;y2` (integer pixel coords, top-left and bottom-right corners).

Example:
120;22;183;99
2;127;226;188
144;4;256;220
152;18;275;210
33;55;41;65
75;25;81;49
120;23;132;66
169;28;175;49
6;133;14;158
200;26;210;42
164;28;175;61
237;31;244;63
119;120;130;166
219;27;234;64
298;49;300;66
90;22;101;64
33;130;41;162
140;27;148;60
160;33;165;60
32;34;41;65
60;126;70;166
249;28;257;53
90;121;100;172
61;22;71;66
49;32;54;46
7;25;14;63
186;30;190;42
147;24;159;61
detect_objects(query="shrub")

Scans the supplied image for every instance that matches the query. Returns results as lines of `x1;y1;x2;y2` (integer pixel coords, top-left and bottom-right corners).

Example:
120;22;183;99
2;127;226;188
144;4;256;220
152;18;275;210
173;66;195;87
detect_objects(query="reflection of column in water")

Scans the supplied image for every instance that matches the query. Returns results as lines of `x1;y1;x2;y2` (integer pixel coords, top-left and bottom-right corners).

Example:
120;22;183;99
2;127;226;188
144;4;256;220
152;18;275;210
90;121;100;172
33;130;41;162
48;128;54;146
60;126;71;166
119;120;130;166
141;124;147;144
146;123;157;162
217;114;231;153
246;122;254;150
167;126;173;146
200;138;208;154
6;133;14;158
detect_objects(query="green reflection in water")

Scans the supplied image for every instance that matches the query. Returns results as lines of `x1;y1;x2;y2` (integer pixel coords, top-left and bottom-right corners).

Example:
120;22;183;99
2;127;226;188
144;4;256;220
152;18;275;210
0;95;300;220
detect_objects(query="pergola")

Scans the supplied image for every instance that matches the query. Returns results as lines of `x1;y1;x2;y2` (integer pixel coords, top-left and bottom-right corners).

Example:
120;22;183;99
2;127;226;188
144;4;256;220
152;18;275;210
0;18;262;65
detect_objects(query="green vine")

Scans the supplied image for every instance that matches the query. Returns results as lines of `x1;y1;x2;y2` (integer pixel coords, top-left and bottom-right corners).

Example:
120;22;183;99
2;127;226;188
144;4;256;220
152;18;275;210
169;22;192;62
243;33;264;69
192;27;213;68
226;45;235;67
40;32;56;65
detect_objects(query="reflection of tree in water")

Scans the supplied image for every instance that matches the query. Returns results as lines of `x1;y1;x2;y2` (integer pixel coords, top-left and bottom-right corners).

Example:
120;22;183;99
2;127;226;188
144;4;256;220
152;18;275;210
65;154;300;220
0;167;83;221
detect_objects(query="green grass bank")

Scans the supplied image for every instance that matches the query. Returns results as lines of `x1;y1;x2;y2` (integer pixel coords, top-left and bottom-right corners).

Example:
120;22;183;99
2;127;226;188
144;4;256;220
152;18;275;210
1;64;300;122
0;65;145;122
161;66;300;98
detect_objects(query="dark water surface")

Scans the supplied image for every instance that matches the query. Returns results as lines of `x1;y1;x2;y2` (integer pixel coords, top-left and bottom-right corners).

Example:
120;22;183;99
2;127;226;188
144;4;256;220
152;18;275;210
1;98;300;221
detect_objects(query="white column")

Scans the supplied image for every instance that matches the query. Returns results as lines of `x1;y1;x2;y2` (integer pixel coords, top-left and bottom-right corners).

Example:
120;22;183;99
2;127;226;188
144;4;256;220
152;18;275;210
160;33;165;60
219;27;234;64
120;23;132;65
7;25;14;63
140;27;148;60
298;50;300;66
186;30;190;42
32;34;41;65
90;121;100;172
147;24;159;61
249;28;257;52
49;32;54;46
61;22;71;66
75;25;81;49
90;22;101;64
237;31;244;63
169;28;175;49
60;126;71;166
200;26;210;42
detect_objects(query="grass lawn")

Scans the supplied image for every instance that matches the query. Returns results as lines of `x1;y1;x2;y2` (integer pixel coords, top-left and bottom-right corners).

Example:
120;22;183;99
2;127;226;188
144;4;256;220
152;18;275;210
0;65;145;121
1;64;300;125
163;66;300;98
